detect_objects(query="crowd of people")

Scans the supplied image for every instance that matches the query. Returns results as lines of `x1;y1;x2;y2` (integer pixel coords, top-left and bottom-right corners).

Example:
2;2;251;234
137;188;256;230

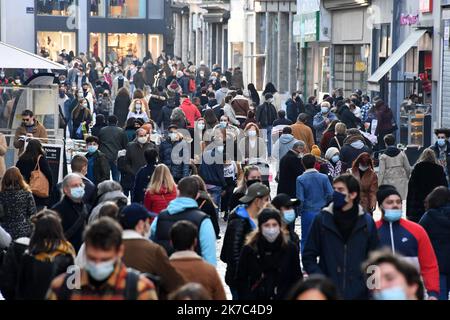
0;51;448;301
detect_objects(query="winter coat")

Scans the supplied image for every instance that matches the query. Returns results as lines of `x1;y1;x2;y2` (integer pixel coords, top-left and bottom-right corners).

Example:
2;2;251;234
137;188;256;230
236;237;302;300
113;94;132;128
286;98;305;123
0;190;36;240
430;141;450;181
199;149;226;188
112;76;130;100
197;191;220;239
337;105;361;129
180;98;201;129
313;112;338;143
420;204;450;275
256;102;277;128
407;161;448;223
278;150;305;198
378;147;411;199
273;134;298;171
98;125;129;162
231;96;250;119
296;169;334;213
302;203;379;300
120;141;156;190
304;103;320;127
377;219;440;298
220;205;257;287
215;88;229;105
170;107;188;129
91;123;107;138
159;136;190;181
0;238;28;300
350;168;378;214
143;184;177;216
14;121;48;155
340;137;372;168
290;122;315;152
161;102;177;131
375;106;395;136
85;150;110;186
71;107;92;139
149;93;168;127
132;162;157;204
328;134;346;151
231;70;244;89
320;130;335;152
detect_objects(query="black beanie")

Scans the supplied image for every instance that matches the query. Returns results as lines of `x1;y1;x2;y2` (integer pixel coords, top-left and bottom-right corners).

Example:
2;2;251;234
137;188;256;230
258;208;282;228
377;185;401;206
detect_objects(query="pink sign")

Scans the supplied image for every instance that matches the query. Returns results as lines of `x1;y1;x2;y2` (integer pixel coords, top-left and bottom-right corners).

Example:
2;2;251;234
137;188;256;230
400;14;419;26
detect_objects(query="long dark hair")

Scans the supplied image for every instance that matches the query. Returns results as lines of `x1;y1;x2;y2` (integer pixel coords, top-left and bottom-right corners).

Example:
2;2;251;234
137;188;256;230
29;210;67;255
247;83;260;105
203;108;218;127
19;139;45;162
425;186;450;210
262;82;277;96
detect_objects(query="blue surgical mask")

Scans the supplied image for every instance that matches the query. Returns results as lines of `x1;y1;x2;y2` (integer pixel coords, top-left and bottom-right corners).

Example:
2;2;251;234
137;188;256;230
85;259;116;282
321;107;329;114
438;138;446;147
283;209;296;224
331;155;340;163
87;145;98;154
333;191;347;210
220;121;227;128
373;286;407;300
383;209;403;222
70;186;85;200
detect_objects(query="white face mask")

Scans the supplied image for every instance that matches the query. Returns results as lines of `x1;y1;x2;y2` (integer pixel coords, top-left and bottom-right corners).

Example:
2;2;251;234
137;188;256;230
138;136;148;144
359;164;369;171
248;130;257;137
261;226;280;243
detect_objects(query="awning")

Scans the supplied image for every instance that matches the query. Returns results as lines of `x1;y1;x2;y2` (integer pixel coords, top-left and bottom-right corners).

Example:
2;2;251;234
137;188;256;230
368;29;427;85
0;41;66;70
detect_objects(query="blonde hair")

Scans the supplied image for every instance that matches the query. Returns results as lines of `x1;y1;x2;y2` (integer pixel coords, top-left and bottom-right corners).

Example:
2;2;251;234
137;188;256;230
335;122;347;135
147;164;176;194
417;148;439;165
129;98;148;113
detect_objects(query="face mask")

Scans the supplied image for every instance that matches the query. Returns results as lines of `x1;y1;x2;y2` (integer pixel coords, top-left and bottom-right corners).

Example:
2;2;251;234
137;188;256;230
321;107;329;114
85;259;116;282
0;73;5;78
198;123;205;130
81;103;88;109
383;209;402;222
438;138;446;147
59;90;66;98
333;191;347;210
15;79;20;84
70;186;85;200
246;179;261;188
373;286;407;300
135;104;142;111
283;209;296;224
217;146;224;153
138;136;148;144
220;121;227;128
169;132;178;141
359;164;369;171
248;130;257;137
331;155;340;163
295;96;301;102
262;226;280;243
87;145;98;154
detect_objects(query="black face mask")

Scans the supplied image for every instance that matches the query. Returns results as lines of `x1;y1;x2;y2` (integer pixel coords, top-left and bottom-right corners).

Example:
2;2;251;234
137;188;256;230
295;96;301;103
246;179;261;188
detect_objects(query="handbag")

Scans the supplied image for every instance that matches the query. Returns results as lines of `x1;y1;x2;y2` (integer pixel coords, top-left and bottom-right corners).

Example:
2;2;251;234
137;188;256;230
30;155;50;198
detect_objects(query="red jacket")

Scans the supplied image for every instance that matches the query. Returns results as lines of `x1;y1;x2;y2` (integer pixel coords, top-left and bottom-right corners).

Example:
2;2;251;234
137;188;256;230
180;98;201;129
144;187;177;215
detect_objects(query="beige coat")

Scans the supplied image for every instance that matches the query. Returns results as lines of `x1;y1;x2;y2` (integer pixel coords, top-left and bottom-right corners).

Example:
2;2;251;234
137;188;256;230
378;151;411;199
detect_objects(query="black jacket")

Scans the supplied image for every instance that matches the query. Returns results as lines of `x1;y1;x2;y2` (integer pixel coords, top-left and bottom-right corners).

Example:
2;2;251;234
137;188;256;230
85;150;110;185
304;103;320;127
113;94;132;128
197;192;220;239
302;203;379;300
98;125;129;162
256;102;277;128
430;141;450;180
220;206;255;287
161;102;177;131
48;176;97;212
149;93;167;127
236;237;302;300
0;240;28;300
277;150;305;198
131;162;157;204
420;204;450;275
286;98;305;123
337;105;361;129
51;197;88;253
407;162;448;223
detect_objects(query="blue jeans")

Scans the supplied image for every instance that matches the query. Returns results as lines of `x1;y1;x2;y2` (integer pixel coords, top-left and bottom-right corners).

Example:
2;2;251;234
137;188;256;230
108;159;120;182
300;210;319;254
208;185;222;215
439;274;450;300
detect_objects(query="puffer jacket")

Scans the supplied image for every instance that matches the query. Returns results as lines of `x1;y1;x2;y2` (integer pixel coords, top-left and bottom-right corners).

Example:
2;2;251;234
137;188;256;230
159;135;190;181
220;205;257;287
144;187;177;215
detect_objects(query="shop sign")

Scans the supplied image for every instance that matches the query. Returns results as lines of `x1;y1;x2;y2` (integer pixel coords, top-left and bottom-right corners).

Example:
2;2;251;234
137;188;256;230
301;12;319;42
420;0;433;13
355;61;367;72
400;14;419;26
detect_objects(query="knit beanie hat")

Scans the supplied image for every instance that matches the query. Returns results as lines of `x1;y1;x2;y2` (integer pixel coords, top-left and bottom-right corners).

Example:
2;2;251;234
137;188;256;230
311;145;321;158
325;147;340;161
258;208;282;228
376;185;401;206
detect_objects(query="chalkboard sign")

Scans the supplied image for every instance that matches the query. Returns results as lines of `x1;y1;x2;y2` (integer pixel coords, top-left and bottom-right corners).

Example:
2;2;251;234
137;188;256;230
42;144;64;184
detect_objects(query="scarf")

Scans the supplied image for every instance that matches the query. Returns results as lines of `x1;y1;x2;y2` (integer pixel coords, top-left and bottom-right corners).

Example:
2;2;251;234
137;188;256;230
326;160;343;178
33;240;76;262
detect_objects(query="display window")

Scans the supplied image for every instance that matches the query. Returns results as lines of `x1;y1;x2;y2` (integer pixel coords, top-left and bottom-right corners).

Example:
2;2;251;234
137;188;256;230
37;31;77;61
37;0;77;16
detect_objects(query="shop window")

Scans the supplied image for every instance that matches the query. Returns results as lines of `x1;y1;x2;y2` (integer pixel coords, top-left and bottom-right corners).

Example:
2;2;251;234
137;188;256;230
90;33;107;61
333;44;368;96
231;43;243;69
90;0;107;17
37;0;77;16
37;31;77;61
148;35;164;62
106;33;145;64
108;0;146;18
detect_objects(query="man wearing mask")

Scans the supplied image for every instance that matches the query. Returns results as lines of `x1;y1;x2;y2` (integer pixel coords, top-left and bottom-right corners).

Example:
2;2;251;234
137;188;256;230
256;93;277;157
220;182;270;300
302;174;379;300
52;173;89;253
278;141;306;198
375;185;440;300
47;217;158;300
14;110;48;154
74;67;88;89
430;128;450;183
85;136;111;186
286;91;305;123
120;129;157;197
159;125;190;183
313;101;338;144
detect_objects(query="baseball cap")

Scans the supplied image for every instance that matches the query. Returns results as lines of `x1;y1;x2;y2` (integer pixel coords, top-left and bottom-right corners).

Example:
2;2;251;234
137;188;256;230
239;182;270;204
120;203;155;230
271;194;300;210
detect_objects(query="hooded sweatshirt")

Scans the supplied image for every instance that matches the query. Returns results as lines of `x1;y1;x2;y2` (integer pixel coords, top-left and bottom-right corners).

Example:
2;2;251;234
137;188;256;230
150;197;217;266
273;134;298;171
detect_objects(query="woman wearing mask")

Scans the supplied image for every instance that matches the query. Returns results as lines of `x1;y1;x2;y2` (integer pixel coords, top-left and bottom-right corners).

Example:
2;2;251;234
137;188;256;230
271;194;300;250
0;210;75;300
363;249;425;300
228;166;262;213
420;186;450;300
71;98;92;139
16;139;53;211
127;99;149;123
0;167;36;240
193;118;207;164
407;148;448;223
238;123;267;165
350;152;378;214
144;164;178;217
236;208;303;300
320;147;348;182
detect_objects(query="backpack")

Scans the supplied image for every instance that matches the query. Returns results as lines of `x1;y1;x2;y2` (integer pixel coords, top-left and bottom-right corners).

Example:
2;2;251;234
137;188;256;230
188;78;196;93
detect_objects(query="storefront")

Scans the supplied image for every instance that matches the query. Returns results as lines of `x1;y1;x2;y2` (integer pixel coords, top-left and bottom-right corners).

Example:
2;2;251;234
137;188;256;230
37;31;77;61
90;0;146;19
36;0;76;16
